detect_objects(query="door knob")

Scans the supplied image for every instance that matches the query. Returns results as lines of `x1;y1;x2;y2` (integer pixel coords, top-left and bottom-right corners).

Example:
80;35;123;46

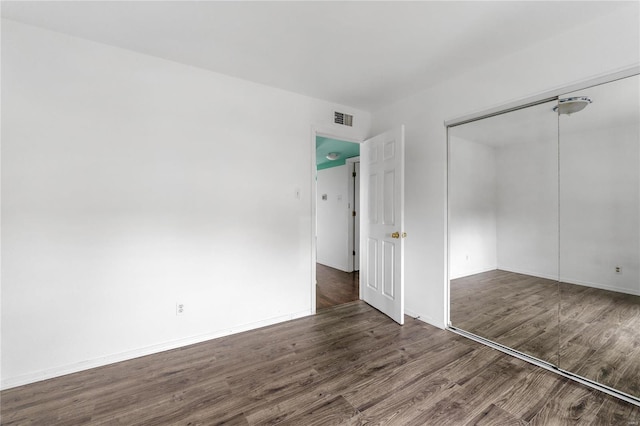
391;232;400;239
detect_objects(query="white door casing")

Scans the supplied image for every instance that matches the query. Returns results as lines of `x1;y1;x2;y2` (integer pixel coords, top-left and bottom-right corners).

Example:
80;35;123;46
354;161;360;272
360;126;405;324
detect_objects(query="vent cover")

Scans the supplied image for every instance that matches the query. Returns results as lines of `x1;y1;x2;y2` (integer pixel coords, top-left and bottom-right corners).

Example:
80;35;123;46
334;111;353;127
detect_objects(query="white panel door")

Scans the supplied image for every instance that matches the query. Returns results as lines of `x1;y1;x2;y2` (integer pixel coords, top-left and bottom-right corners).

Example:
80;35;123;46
360;126;405;324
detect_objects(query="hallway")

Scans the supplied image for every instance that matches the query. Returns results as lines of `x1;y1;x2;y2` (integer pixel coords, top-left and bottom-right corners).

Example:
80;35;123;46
316;263;359;310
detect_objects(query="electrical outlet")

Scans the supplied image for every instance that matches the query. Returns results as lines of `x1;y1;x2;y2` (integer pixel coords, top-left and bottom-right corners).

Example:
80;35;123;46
615;266;622;274
176;303;185;316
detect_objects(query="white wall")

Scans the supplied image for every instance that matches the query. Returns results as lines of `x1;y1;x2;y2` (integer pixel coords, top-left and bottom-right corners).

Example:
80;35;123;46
370;4;640;328
560;123;640;295
495;135;559;280
449;105;638;296
448;136;497;279
316;165;351;271
0;20;371;388
559;74;640;295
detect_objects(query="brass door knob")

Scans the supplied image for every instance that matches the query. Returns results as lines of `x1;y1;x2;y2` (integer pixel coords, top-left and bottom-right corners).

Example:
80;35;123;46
391;232;400;239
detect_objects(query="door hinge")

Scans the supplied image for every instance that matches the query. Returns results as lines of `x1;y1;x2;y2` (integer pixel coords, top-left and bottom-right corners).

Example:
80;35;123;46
352;211;356;217
353;250;356;256
352;171;357;177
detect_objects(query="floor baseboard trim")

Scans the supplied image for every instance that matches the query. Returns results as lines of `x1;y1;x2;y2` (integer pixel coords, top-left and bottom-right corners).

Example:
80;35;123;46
496;266;640;297
1;309;312;391
405;309;444;329
449;265;497;281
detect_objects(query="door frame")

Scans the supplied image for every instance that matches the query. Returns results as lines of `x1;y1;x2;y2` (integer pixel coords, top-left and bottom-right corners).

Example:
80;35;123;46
311;126;363;314
345;156;360;273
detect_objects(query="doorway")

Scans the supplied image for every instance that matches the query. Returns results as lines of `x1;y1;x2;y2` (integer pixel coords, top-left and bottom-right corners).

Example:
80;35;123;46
312;125;406;323
315;136;360;310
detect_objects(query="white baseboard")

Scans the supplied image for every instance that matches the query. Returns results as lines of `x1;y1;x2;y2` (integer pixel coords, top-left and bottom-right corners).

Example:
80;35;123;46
498;266;640;297
559;276;640;297
405;308;445;329
1;309;312;391
316;260;351;273
497;266;559;282
450;265;498;280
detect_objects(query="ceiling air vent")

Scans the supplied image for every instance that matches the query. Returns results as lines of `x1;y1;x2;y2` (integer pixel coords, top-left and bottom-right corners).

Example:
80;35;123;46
334;111;353;127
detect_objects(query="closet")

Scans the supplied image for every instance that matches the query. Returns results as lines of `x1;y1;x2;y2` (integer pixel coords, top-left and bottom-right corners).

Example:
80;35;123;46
448;72;640;404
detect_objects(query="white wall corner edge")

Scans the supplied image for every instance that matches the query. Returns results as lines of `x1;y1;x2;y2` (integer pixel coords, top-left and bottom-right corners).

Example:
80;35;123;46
0;308;312;391
405;308;445;330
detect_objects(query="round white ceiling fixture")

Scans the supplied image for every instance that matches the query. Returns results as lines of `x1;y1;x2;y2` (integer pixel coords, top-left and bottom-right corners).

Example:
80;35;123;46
553;96;592;115
326;152;340;160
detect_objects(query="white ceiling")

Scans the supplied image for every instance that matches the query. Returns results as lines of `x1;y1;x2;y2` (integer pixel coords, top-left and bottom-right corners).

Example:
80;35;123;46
1;1;635;111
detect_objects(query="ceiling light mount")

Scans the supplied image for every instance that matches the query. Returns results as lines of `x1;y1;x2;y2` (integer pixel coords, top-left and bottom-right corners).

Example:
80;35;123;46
553;96;592;115
326;152;341;161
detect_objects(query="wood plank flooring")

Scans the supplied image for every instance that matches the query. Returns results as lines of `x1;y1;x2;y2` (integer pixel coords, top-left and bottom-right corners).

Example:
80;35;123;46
560;282;640;399
451;269;640;400
451;270;560;365
316;263;359;310
2;301;639;425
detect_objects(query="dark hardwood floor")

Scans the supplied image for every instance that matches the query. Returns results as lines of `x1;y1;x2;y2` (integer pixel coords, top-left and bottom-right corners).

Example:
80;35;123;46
451;270;560;365
560;281;640;399
2;301;639;425
316;263;359;310
451;269;640;400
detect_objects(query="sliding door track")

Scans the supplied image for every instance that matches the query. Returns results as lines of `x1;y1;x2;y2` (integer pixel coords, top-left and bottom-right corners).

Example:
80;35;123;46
448;326;640;408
